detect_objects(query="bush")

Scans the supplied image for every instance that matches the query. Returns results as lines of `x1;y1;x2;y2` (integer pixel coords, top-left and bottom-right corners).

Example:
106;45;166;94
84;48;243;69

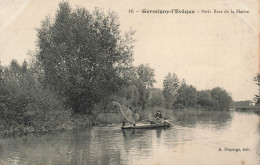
174;103;185;110
0;60;81;135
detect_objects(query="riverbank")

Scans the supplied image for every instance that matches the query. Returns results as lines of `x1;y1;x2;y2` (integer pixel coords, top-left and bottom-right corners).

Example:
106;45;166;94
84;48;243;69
235;106;260;115
0;111;96;136
1;105;253;136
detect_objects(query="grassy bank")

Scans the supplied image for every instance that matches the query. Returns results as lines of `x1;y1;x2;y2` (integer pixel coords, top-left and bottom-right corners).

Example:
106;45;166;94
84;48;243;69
0;111;95;136
95;106;235;124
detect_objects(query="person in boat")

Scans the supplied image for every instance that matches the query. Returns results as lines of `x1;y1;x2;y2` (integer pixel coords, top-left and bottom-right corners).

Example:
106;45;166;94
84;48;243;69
149;111;163;124
154;111;162;119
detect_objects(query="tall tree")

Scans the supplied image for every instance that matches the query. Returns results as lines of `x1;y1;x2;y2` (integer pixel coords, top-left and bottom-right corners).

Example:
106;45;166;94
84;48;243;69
136;64;156;88
254;74;260;104
36;2;135;113
0;61;6;111
132;64;156;109
131;79;150;109
211;87;232;110
125;84;140;107
149;88;165;107
0;61;3;81
175;84;197;107
163;73;179;108
197;90;214;109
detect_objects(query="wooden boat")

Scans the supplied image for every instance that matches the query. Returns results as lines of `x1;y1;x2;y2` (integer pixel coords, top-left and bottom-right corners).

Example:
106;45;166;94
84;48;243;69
121;122;171;129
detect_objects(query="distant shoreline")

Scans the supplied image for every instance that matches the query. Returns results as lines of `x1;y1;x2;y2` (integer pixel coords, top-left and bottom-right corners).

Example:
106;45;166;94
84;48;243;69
235;106;260;112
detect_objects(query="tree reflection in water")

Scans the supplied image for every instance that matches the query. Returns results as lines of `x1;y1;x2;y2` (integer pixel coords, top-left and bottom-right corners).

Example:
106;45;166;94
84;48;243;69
168;110;232;128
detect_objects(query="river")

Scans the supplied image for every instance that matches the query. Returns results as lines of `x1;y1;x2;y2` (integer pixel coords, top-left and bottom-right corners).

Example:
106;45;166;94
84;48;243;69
0;111;259;165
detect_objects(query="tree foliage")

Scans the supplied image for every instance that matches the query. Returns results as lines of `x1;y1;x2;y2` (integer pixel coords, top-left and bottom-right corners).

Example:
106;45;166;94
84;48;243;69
0;60;71;134
130;64;156;109
115;84;140;108
136;64;156;88
175;84;197;107
211;87;232;110
254;73;260;104
36;2;135;113
197;90;214;109
131;79;150;109
149;88;165;107
163;73;179;108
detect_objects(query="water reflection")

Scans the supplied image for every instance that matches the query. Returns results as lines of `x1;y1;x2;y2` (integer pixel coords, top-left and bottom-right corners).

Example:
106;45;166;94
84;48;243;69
0;111;258;165
170;110;232;127
140;109;232;129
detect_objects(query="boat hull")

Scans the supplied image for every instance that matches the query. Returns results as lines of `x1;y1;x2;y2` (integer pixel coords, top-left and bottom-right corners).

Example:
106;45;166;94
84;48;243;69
121;123;171;129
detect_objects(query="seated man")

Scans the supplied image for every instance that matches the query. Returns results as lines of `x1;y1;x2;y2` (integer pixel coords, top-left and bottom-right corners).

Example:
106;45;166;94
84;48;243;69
154;111;162;119
150;111;163;124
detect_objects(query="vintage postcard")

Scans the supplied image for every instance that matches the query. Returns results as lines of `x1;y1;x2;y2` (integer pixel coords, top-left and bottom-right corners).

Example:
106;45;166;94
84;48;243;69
0;0;259;165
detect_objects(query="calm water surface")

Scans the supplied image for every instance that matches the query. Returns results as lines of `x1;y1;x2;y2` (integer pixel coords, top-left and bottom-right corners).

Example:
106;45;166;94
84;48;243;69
0;111;259;165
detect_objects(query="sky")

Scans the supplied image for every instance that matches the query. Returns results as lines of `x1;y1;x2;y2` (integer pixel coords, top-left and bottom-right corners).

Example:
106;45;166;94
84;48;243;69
0;0;259;101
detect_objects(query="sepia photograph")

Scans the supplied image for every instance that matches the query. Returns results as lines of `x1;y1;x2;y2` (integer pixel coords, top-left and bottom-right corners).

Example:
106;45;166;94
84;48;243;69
0;0;259;164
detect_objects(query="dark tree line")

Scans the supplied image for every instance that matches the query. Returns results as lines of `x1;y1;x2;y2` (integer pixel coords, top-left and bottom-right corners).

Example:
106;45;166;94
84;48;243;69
150;73;233;110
